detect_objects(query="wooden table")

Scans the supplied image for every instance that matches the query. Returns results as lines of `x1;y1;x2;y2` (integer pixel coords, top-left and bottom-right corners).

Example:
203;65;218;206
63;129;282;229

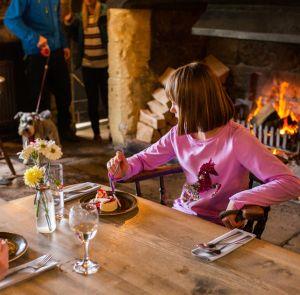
1;187;300;294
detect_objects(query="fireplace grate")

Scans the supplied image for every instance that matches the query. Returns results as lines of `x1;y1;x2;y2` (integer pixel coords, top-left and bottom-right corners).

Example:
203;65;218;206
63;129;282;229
236;119;300;155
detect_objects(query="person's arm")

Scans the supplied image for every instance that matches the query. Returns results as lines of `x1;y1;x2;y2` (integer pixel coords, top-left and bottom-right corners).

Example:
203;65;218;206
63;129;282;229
0;240;8;280
63;13;80;42
4;0;39;48
229;127;300;210
125;128;177;179
57;1;68;49
107;127;177;180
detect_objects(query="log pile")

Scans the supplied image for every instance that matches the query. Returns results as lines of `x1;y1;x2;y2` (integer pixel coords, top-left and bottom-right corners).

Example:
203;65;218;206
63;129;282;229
136;56;229;143
136;67;178;143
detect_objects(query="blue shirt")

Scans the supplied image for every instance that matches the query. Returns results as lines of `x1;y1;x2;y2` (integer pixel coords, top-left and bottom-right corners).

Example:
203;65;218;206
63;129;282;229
4;0;67;55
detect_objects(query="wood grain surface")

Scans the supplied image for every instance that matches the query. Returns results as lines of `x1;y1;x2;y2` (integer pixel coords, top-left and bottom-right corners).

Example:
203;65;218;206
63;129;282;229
1;186;299;294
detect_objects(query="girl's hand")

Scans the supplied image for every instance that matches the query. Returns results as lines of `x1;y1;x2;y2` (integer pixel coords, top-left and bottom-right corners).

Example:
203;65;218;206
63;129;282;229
0;240;8;280
107;151;129;180
222;201;245;229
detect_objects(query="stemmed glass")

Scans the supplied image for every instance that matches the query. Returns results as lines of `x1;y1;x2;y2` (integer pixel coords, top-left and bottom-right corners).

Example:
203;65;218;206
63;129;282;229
69;204;99;275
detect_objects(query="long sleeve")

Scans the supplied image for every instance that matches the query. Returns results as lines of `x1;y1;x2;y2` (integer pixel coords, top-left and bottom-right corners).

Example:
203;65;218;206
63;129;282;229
230;127;300;209
58;2;68;48
124;127;177;179
64;14;80;42
4;0;39;49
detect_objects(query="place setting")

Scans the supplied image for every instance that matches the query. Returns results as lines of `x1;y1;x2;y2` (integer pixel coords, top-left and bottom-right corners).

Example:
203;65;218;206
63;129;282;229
191;229;256;262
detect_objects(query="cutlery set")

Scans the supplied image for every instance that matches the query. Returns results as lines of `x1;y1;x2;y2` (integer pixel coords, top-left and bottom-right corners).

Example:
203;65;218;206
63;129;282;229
191;229;255;261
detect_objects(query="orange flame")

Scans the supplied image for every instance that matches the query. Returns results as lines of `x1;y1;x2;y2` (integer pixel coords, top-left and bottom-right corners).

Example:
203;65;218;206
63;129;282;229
279;117;298;135
247;96;263;122
249;81;298;135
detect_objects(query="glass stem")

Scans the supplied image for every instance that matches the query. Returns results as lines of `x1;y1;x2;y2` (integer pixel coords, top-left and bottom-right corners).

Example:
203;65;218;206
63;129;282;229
83;240;90;262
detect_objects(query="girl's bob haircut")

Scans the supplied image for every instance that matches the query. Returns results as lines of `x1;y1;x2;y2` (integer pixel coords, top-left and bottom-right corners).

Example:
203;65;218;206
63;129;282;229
165;62;234;135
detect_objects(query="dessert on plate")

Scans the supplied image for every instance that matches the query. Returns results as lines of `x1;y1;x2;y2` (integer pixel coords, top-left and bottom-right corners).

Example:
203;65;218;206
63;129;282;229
90;188;118;212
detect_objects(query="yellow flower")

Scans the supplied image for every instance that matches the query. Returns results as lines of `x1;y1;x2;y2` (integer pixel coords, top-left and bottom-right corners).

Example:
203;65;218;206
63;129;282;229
24;166;45;188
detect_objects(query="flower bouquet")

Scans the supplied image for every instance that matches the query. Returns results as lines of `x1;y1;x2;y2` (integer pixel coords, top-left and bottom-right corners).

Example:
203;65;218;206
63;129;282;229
20;139;63;233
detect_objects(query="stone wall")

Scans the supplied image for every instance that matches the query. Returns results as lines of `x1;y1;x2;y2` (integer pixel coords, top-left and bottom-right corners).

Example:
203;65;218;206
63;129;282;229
206;38;300;100
108;9;153;144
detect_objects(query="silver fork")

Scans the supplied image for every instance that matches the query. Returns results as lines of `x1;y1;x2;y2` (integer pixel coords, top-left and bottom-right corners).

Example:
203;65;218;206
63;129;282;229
6;254;52;277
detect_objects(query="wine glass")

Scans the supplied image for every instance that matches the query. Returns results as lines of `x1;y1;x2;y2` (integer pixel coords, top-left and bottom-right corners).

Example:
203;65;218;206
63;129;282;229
69;204;99;275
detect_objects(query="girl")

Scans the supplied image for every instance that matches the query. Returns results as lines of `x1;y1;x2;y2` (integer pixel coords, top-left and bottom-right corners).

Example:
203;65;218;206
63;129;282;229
64;0;108;142
107;62;300;228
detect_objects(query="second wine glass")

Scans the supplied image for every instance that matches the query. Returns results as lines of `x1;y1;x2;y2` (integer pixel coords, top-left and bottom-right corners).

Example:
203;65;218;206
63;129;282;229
69;203;99;275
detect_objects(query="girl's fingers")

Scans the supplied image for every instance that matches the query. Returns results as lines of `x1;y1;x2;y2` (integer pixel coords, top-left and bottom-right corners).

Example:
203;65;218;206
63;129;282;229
222;217;233;229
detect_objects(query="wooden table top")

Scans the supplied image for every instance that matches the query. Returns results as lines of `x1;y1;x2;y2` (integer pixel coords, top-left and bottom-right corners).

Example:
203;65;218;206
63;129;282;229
1;187;300;294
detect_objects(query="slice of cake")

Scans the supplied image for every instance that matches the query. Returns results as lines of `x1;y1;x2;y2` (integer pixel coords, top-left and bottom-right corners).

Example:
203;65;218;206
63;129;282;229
90;188;118;212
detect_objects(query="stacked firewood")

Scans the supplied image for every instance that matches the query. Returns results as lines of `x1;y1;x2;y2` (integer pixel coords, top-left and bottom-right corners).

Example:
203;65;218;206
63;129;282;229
136;67;178;143
136;55;229;143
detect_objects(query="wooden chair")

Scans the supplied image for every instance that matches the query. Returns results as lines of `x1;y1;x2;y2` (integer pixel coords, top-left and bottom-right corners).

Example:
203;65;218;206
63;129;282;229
117;163;270;238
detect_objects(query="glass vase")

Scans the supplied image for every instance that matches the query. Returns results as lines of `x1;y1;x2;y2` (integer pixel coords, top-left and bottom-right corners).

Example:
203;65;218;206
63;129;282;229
34;186;56;233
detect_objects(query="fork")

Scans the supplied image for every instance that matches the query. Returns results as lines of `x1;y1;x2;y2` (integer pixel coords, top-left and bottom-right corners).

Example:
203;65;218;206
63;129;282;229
203;236;252;255
196;230;243;249
6;254;52;277
109;176;122;208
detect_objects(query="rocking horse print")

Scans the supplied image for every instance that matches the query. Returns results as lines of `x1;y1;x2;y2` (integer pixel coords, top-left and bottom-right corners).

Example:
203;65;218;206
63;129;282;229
183;159;221;202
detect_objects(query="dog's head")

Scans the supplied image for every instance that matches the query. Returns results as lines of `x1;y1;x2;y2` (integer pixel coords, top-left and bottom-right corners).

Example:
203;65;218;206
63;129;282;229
14;112;38;137
14;110;52;137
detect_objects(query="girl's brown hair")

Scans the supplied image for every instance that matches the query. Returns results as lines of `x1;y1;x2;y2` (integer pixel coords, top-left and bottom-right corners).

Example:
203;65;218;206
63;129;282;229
165;62;234;135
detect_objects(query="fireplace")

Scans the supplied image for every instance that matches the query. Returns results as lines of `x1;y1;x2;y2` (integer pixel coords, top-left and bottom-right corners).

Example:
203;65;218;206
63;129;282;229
106;0;300;159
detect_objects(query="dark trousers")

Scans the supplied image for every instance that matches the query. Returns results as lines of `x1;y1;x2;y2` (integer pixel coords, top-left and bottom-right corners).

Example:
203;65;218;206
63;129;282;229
25;49;72;133
81;66;108;136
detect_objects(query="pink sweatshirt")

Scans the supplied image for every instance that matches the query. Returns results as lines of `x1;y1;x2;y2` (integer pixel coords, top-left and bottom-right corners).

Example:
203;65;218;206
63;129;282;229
124;121;300;223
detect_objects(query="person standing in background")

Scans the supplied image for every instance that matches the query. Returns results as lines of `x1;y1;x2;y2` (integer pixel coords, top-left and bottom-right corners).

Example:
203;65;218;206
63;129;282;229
4;0;78;142
64;0;109;142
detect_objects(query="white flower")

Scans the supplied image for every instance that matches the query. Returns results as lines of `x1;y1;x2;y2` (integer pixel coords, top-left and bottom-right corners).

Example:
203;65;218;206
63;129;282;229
19;143;35;160
44;143;63;161
34;139;49;157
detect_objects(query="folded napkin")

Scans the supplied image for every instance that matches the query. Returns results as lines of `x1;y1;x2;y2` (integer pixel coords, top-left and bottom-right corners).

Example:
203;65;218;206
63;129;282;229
0;255;58;290
63;182;100;202
191;229;255;262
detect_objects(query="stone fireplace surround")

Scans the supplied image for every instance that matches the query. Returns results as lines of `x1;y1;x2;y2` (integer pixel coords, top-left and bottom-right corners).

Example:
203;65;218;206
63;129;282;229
106;0;300;145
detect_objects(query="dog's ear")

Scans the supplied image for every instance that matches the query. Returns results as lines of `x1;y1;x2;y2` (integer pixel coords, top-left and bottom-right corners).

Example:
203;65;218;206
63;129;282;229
39;110;51;119
14;112;23;120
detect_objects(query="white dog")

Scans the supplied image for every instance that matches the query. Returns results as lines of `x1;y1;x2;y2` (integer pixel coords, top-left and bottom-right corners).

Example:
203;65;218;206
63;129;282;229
14;110;61;148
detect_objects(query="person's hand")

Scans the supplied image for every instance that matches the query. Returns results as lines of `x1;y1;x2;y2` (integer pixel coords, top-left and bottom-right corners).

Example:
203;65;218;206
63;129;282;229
37;35;48;49
222;201;245;229
64;12;73;24
0;240;8;280
63;48;71;61
107;151;129;179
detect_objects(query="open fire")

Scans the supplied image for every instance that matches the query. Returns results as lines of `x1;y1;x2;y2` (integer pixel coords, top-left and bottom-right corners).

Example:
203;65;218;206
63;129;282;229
247;80;299;136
